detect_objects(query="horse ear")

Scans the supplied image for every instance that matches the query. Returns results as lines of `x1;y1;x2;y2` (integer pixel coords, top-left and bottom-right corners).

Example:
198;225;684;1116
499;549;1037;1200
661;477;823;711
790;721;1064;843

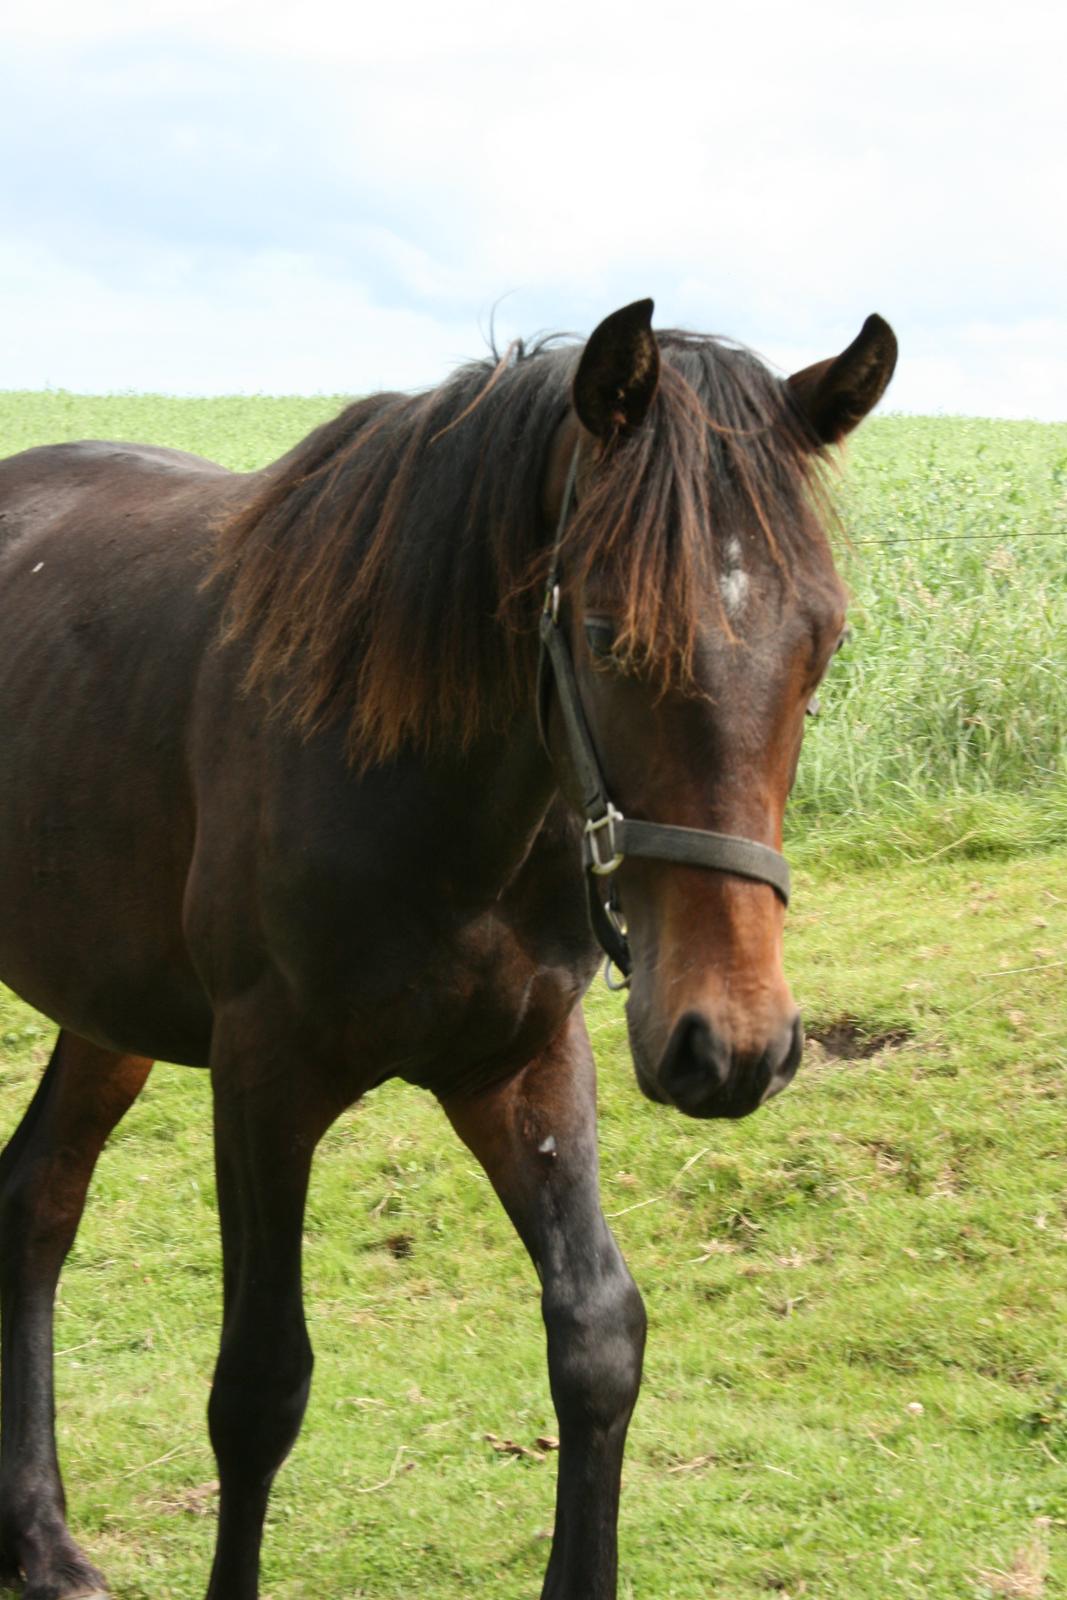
573;299;660;441
788;314;898;445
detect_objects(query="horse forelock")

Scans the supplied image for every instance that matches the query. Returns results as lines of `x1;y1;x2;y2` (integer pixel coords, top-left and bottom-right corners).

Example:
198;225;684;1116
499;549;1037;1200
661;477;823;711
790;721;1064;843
210;332;833;768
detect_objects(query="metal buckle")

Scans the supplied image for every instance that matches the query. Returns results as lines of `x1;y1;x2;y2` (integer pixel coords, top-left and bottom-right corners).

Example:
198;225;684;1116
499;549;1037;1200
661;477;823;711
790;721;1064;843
542;581;560;622
584;803;625;876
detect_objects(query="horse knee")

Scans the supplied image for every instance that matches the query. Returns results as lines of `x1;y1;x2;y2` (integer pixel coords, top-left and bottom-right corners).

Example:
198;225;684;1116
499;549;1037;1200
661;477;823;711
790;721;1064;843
543;1259;646;1431
0;1149;40;1230
208;1328;314;1477
0;1154;76;1268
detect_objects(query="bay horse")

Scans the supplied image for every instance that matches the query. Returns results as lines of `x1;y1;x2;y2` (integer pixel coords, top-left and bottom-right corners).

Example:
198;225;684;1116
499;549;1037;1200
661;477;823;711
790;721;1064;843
0;300;896;1600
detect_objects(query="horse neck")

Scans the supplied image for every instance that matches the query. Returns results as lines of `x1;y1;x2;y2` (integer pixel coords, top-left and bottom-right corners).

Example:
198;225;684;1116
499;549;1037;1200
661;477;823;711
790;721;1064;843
419;701;567;896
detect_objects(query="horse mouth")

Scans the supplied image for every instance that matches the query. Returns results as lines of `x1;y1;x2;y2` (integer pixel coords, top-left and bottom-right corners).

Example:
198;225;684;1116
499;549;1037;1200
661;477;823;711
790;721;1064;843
634;1060;671;1106
632;1012;803;1120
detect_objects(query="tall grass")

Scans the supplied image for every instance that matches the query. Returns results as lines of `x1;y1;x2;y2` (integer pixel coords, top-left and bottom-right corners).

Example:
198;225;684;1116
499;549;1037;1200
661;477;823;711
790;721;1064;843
795;417;1067;827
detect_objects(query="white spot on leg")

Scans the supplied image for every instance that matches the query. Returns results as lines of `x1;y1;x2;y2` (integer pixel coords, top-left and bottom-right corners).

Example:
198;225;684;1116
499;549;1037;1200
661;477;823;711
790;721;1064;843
719;536;749;619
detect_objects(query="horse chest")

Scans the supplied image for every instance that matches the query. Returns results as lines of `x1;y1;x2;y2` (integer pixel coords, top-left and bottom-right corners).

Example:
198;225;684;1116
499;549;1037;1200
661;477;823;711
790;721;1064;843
396;929;585;1092
246;837;594;1098
216;764;595;1097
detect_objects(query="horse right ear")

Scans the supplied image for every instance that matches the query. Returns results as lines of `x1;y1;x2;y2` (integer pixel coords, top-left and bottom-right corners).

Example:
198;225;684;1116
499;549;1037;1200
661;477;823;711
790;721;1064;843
574;300;660;442
788;314;898;445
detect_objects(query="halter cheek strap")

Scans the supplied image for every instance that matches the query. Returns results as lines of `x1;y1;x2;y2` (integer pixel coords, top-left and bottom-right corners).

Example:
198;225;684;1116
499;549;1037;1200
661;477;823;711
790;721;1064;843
537;444;791;987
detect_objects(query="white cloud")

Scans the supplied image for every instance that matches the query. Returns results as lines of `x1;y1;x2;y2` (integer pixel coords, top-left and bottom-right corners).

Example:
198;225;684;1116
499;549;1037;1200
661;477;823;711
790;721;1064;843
1;0;1065;414
0;237;474;394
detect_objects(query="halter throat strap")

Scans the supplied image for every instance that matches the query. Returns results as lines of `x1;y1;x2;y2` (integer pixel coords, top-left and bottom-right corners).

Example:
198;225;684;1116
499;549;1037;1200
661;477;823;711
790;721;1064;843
537;443;791;986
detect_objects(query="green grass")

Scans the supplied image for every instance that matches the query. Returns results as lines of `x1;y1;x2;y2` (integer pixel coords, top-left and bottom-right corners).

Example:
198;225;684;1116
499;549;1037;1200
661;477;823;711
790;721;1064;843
1;849;1065;1599
1;395;1065;1595
0;391;347;475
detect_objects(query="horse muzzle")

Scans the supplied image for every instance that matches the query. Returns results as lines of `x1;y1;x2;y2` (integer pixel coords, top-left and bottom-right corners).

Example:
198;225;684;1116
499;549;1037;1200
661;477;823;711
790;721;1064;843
634;1008;803;1119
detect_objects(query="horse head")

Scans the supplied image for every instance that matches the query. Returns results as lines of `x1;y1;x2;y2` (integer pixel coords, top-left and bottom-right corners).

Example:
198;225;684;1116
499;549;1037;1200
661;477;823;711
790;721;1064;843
540;299;896;1118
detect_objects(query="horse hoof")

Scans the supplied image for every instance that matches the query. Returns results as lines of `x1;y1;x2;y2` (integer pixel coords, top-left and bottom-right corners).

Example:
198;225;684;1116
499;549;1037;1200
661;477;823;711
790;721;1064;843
0;1523;108;1600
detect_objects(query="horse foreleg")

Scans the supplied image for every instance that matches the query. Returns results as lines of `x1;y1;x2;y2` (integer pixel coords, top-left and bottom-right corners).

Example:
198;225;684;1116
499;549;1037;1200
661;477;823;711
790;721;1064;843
442;1008;646;1600
0;1031;152;1600
204;1028;340;1600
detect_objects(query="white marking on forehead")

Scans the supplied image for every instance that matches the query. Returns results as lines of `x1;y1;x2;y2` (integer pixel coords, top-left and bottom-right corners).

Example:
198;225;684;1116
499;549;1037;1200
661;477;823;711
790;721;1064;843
719;536;750;619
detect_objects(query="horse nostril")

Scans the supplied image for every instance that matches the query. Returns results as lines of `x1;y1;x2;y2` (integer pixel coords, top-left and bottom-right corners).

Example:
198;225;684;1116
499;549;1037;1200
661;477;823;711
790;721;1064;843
659;1011;730;1113
760;1013;804;1104
785;1012;804;1074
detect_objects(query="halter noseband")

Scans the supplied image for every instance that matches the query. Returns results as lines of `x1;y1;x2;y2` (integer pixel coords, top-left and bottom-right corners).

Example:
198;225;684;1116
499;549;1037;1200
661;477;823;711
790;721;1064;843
536;444;791;989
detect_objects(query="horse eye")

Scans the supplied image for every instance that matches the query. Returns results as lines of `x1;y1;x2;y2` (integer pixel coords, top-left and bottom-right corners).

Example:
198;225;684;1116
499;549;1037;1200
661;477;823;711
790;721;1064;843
584;618;616;659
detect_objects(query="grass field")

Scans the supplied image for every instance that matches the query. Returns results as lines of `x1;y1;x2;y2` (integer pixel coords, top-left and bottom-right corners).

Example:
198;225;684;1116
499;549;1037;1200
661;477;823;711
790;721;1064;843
0;394;1065;1598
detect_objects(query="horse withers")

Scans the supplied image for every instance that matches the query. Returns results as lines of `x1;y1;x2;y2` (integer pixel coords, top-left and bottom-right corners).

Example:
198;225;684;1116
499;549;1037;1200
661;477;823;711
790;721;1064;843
0;301;896;1599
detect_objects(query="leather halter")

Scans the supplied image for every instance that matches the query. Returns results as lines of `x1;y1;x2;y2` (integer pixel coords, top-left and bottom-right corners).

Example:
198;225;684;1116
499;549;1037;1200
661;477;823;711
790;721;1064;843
536;444;791;988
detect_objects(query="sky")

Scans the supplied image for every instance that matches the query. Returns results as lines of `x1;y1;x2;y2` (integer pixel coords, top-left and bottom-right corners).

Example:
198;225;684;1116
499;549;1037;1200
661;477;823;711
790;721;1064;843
2;0;1065;418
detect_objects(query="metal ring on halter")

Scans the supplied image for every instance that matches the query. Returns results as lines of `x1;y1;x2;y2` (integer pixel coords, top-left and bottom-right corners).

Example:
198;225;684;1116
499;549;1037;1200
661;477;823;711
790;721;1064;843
602;896;630;989
603;953;630;991
584;804;625;876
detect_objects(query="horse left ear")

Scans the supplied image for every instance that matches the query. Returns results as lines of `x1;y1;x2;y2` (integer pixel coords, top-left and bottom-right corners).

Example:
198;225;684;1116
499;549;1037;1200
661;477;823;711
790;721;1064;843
574;299;660;441
788;314;898;445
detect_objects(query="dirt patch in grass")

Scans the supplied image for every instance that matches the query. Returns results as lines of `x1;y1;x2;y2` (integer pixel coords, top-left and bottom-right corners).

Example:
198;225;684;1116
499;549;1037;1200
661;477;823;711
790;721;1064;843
806;1018;912;1060
976;1517;1051;1597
